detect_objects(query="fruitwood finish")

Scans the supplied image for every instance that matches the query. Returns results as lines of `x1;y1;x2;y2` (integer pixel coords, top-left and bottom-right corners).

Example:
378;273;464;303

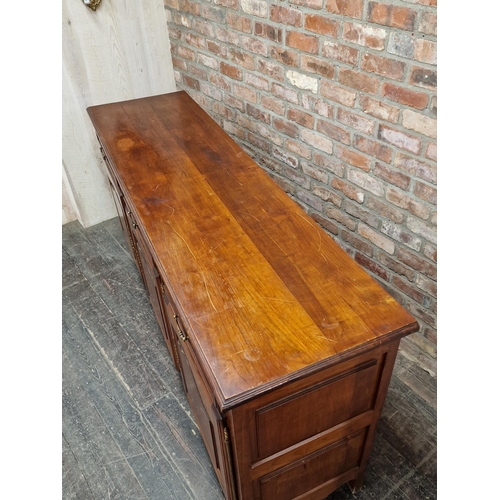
87;91;419;500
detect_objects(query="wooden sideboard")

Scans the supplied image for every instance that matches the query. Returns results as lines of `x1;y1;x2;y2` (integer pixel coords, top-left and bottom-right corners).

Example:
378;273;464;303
87;91;419;500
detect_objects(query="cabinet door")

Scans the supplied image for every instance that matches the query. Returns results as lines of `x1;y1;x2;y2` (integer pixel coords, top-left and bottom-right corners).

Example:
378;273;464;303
166;304;236;500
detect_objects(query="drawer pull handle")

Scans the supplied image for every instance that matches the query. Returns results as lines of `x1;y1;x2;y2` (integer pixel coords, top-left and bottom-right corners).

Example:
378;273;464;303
173;314;188;342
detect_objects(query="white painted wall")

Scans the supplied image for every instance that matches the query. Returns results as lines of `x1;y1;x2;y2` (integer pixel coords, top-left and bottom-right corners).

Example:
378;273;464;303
62;0;177;227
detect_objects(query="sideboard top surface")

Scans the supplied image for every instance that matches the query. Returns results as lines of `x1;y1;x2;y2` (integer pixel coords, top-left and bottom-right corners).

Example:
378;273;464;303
87;91;418;407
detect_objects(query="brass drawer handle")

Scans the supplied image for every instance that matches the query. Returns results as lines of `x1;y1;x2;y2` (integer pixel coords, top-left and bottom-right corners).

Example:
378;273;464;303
126;210;138;229
173;314;188;342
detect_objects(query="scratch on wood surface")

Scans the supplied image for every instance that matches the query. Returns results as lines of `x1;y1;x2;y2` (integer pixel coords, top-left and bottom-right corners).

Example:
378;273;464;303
295;211;323;252
167;222;196;259
202;272;219;313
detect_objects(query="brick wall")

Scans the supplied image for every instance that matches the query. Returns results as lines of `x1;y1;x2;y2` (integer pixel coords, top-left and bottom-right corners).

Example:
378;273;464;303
165;0;437;375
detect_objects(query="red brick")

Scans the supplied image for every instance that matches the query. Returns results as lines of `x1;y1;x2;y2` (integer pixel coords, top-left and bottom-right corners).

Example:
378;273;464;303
382;83;428;110
326;0;363;18
301;55;335;78
338;109;375;135
270;46;299;67
366;197;404;224
229;48;255;69
182;74;200;90
286;139;312;159
397;247;436;280
356;253;390;281
314;153;344;177
192;18;214;37
322;41;358;66
361;53;406;81
171;12;191;28
191;92;210;110
213;0;238;7
220;62;242;81
312;185;342;206
331;177;364;203
188;64;207;81
226;12;252;33
271;82;299;104
426;143;437;162
376;251;414;280
261;95;285;115
302;163;329;184
236;113;258;132
257;59;285;81
242;36;268;56
358;222;395;254
368;2;416;30
415;39;437;65
168;27;182;40
258;124;284;146
273;147;299;168
359;95;399;123
213;102;234;121
302;95;335;119
419;12;437;36
273;118;300;139
395;152;436;184
385;187;431;219
245;73;269;90
393;276;424;303
353;135;392;163
423;243;437;263
233;84;257;103
210;73;231;91
286;31;319;54
290;0;323;9
373;162;411;190
240;0;268;17
347;169;384;196
283;166;311;188
179;0;200;15
198;53;218;70
224;94;245;112
402;109;437;139
317;120;350;146
339;68;379;94
185;32;205;49
341;229;373;255
288;108;314;128
378;124;421;154
178;46;196;61
325;206;356;232
409;66;437;90
413;181;437;204
223;120;245;140
254;22;282;43
320;80;356;107
215;27;239;45
207;40;228;58
343;22;386;50
311;213;339;236
246;103;270;124
171;56;187;71
304;14;339;37
270;5;302;27
201;4;226;24
300;129;333;154
164;0;179;9
248;132;271;152
337;145;371;171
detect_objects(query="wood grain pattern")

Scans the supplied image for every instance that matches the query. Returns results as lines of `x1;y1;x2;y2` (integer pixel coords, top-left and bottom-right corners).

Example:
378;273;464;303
87;91;419;410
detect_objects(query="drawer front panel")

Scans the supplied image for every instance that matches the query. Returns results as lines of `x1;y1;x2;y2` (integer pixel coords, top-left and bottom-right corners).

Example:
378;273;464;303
257;429;366;500
255;360;379;459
